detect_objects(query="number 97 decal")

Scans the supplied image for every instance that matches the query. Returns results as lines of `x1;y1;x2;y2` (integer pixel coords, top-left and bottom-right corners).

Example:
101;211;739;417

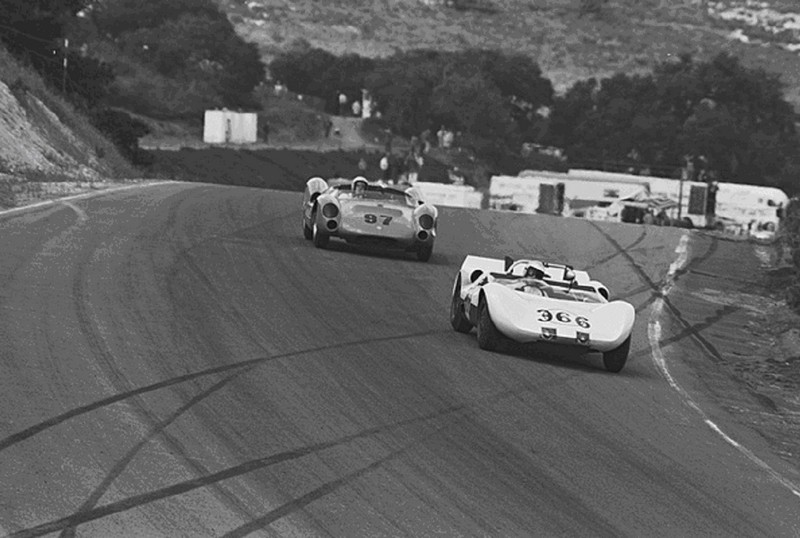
537;309;590;328
364;214;392;225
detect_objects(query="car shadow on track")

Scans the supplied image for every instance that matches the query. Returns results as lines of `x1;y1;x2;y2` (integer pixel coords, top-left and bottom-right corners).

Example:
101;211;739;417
309;238;451;266
461;336;650;377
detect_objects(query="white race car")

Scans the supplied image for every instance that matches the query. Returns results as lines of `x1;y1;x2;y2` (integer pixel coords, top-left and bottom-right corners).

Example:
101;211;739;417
449;255;635;372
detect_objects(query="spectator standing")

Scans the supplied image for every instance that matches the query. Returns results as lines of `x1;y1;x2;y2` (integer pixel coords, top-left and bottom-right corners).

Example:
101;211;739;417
379;153;390;181
437;125;446;148
352;100;362;117
338;91;348;115
384;128;394;154
405;151;420;184
420;128;431;153
324;117;333;138
260;121;269;144
442;129;454;149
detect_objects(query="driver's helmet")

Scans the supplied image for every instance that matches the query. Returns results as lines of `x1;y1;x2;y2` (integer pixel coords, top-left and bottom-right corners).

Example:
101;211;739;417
352;176;368;196
523;261;546;280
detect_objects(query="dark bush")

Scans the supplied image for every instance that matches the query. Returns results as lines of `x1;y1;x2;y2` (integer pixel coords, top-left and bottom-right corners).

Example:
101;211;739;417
90;108;152;165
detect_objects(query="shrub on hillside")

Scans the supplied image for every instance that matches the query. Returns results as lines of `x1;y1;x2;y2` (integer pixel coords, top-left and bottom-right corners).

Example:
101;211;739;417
109;71;219;119
90;108;152;165
258;99;327;143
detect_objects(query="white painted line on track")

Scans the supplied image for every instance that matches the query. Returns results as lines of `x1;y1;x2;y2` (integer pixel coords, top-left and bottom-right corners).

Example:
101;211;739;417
0;180;175;218
649;232;800;499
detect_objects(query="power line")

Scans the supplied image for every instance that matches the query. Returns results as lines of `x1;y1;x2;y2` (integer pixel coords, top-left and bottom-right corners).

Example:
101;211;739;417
0;23;63;46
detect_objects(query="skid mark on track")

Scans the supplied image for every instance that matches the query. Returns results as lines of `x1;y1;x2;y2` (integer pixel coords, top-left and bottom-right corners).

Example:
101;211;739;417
12;371;617;538
587;222;731;358
588;223;800;497
219;427;449;538
650;234;800;500
9;404;468;538
0;329;447;453
584;228;647;271
69;216;259;524
58;368;257;538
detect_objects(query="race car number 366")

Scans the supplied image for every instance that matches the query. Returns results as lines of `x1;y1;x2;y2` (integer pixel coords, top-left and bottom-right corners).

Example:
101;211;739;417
537;309;590;329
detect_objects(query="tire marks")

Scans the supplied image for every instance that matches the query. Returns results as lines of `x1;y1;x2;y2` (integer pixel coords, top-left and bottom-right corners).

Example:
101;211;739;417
587;221;727;362
0;330;444;453
8;406;464;538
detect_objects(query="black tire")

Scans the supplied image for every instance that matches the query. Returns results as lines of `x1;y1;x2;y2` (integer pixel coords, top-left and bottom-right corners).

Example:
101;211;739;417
476;296;502;351
312;221;329;249
417;243;433;262
303;220;313;240
449;275;472;333
602;335;631;373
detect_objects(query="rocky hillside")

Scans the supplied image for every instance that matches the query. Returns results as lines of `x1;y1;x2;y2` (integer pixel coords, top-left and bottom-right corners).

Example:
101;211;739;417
219;0;800;109
0;47;138;207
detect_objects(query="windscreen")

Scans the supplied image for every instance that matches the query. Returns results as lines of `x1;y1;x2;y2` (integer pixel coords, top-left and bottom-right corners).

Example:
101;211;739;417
336;185;415;206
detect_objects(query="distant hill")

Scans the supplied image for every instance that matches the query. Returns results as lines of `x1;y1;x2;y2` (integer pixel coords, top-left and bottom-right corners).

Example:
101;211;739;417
216;0;800;110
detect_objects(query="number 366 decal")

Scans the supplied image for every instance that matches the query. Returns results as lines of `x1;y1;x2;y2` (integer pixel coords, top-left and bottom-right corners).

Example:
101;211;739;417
537;309;590;329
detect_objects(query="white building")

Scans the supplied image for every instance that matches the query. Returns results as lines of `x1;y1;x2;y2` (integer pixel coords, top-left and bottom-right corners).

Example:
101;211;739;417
203;109;258;144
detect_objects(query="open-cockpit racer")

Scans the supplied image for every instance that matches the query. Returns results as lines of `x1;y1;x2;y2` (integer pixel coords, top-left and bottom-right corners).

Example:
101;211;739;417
449;255;635;372
302;176;438;261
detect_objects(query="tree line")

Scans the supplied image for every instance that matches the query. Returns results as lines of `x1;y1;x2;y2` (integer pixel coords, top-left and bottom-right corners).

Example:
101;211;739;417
271;46;800;194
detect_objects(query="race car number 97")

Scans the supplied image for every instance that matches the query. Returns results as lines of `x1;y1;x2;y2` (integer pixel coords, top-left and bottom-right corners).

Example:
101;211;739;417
537;309;590;328
364;214;392;225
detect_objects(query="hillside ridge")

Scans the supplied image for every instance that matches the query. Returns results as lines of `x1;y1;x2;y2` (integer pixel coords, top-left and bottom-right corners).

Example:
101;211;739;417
218;0;800;109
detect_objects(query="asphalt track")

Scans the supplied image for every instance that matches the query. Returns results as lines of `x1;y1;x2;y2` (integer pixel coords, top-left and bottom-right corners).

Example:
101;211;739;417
0;182;798;537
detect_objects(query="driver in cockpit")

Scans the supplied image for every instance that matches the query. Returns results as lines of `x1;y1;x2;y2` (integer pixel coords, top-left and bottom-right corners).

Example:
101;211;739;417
352;177;368;198
516;262;553;296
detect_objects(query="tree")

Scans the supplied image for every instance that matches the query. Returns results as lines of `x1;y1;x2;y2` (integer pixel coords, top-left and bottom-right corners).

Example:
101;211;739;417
430;73;519;155
118;12;265;108
0;0;88;70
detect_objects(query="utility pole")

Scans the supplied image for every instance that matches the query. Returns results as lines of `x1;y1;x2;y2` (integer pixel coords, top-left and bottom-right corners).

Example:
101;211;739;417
62;38;69;93
678;156;693;221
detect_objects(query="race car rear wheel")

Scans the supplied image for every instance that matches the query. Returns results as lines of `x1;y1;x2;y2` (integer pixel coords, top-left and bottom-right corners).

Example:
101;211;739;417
303;219;313;240
476;296;502;351
602;335;631;373
417;243;433;262
312;221;329;248
449;275;472;333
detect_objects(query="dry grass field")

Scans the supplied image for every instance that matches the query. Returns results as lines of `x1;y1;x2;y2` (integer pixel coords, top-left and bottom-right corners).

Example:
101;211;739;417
217;0;800;108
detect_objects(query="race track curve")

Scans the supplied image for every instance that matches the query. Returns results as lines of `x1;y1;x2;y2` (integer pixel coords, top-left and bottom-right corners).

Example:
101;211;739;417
0;182;798;537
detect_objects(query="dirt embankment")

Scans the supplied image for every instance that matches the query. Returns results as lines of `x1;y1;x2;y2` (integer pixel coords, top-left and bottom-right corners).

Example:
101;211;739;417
0;71;141;208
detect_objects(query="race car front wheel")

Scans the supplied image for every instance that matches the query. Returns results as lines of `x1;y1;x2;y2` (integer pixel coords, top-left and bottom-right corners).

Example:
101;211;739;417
312;222;329;248
476;296;502;351
449;275;472;333
602;335;631;373
303;219;313;240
